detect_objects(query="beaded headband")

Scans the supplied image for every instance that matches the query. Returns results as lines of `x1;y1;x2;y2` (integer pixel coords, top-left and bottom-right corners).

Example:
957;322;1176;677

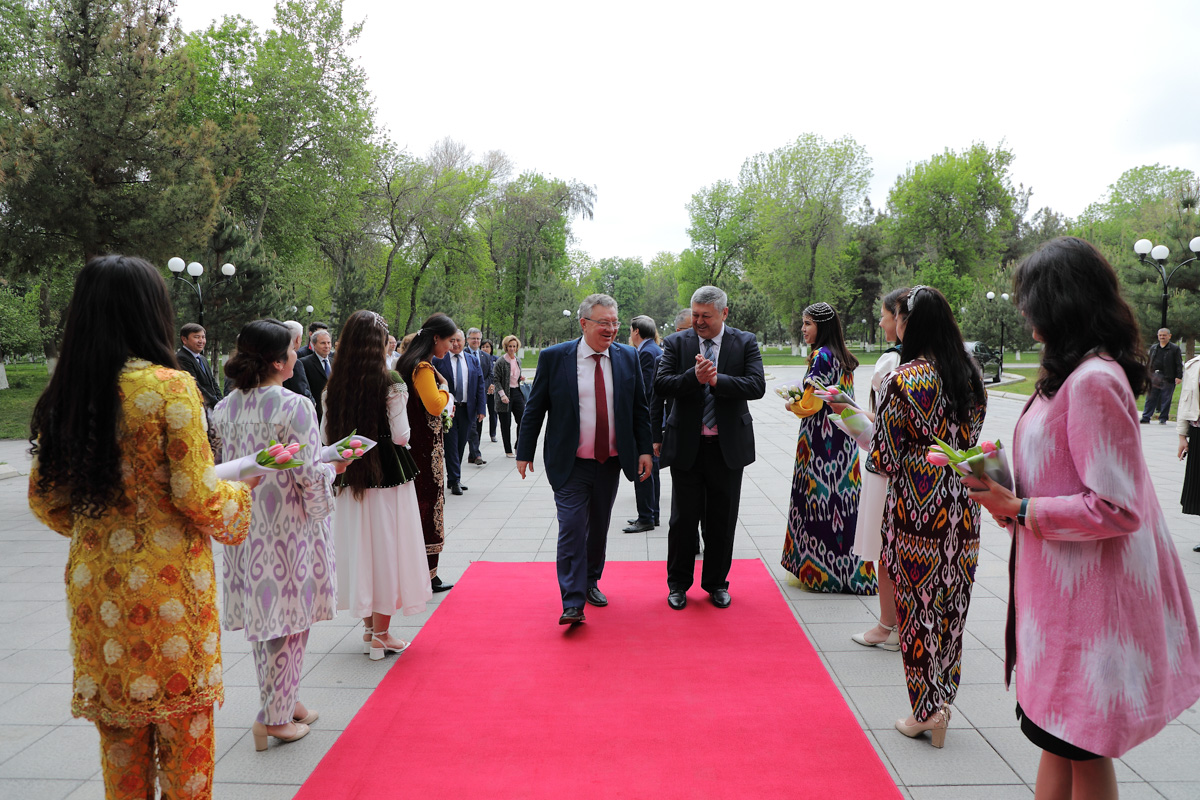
803;302;836;323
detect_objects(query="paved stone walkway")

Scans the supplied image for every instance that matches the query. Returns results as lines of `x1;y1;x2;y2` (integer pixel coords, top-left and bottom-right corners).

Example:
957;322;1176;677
1;365;1198;799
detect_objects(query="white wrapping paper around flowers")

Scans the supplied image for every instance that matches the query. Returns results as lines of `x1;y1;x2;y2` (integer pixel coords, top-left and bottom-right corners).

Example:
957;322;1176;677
320;433;379;463
213;454;303;482
830;408;875;451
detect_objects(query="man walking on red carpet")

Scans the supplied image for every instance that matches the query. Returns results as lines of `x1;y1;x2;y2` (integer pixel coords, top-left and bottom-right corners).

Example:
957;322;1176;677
517;294;654;625
654;285;765;610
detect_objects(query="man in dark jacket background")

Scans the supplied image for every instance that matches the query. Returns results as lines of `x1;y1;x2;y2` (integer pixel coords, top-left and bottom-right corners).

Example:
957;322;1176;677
1142;328;1184;424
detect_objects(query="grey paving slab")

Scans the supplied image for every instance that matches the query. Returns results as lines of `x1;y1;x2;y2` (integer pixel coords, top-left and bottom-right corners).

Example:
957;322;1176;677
2;367;1199;797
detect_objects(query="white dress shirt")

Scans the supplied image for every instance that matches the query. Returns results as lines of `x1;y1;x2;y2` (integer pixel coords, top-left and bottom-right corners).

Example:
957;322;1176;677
576;340;616;460
700;326;725;436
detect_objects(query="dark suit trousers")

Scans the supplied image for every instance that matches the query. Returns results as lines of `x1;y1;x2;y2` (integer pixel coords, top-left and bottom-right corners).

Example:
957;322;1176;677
554;458;621;609
467;406;482;460
667;438;741;593
633;454;660;524
445;402;469;485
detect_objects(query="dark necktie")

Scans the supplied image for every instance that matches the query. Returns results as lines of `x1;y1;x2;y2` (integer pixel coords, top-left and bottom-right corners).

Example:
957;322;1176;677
592;354;608;463
195;353;208;377
455;355;465;403
702;338;717;430
322;358;330;377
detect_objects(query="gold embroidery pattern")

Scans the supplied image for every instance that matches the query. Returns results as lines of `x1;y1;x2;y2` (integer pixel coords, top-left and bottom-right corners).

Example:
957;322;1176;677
29;360;252;728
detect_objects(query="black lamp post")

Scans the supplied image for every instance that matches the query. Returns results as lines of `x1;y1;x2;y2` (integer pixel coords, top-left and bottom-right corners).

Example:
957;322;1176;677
1133;237;1200;329
986;291;1009;384
167;257;237;327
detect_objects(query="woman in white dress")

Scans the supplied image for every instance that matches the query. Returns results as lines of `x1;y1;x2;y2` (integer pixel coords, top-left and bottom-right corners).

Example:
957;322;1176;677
322;310;432;659
212;318;347;750
850;287;907;650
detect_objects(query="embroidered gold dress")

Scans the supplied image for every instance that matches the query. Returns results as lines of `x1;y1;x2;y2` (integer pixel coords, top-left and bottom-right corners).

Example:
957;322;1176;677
28;359;253;729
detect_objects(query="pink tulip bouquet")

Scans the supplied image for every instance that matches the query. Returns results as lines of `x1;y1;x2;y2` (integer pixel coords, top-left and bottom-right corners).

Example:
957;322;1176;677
320;430;378;463
805;377;860;409
214;440;304;481
926;437;1014;491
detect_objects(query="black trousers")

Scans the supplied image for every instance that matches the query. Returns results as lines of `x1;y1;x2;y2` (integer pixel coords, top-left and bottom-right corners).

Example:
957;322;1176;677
666;437;742;593
498;390;525;454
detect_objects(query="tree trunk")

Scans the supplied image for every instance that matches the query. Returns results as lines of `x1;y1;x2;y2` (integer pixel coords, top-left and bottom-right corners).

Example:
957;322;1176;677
39;279;58;374
0;363;8;390
518;249;534;345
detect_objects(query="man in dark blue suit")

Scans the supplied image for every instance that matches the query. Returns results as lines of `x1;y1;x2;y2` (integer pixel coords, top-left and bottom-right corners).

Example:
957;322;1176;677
434;329;486;495
465;328;493;464
517;294;653;625
624;315;663;533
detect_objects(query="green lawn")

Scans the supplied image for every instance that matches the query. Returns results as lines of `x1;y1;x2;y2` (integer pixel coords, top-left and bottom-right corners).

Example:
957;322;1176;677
0;362;50;440
995;366;1165;416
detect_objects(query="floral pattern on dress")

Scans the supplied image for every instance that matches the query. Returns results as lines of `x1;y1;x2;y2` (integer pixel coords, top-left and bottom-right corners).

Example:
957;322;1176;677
29;359;252;728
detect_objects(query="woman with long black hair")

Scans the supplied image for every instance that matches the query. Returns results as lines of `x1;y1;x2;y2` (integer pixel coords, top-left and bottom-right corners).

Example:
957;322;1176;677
972;238;1200;799
870;285;987;747
396;313;457;591
324;310;433;658
781;302;877;595
28;255;254;796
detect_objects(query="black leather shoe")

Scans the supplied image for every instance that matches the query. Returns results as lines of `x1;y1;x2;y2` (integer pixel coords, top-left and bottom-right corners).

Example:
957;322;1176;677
586;587;608;607
668;591;687;610
622;521;654;533
559;607;586;625
450;484;463;496
1194;544;1200;553
1140;419;1150;424
459;483;468;491
472;457;487;465
431;576;454;593
710;589;731;608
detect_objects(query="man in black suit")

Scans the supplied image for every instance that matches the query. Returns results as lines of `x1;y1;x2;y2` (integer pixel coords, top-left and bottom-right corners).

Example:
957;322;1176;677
434;330;486;495
298;329;333;422
624;315;663;533
654;286;765;610
1141;327;1184;424
175;323;222;408
465;327;493;465
281;320;316;404
296;321;329;360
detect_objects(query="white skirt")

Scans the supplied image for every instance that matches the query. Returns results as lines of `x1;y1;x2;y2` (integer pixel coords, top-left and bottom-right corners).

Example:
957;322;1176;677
332;483;433;618
852;460;888;563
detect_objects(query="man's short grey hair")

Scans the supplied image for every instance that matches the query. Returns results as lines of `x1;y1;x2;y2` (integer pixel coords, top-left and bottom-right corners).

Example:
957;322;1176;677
283;320;303;345
579;293;617;320
455;329;465;338
690;285;727;312
1159;328;1171;335
311;329;332;343
467;327;482;337
674;308;693;327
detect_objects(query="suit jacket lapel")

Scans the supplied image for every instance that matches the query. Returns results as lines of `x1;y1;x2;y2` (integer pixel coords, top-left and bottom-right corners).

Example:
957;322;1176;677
607;343;622;413
567;339;581;428
716;326;732;373
686;329;701;366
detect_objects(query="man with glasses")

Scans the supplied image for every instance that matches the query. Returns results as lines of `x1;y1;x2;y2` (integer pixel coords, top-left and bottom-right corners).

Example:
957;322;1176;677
655;285;765;610
517;294;653;626
624;316;663;533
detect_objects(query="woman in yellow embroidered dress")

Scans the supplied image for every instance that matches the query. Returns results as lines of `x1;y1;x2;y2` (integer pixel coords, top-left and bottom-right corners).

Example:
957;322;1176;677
28;256;254;800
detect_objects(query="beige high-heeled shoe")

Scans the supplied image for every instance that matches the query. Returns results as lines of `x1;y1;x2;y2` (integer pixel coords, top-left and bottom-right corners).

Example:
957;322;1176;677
251;720;310;752
895;707;950;748
368;629;410;661
362;623;373;655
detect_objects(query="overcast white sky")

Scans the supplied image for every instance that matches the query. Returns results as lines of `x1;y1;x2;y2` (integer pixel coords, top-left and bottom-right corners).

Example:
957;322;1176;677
175;0;1200;264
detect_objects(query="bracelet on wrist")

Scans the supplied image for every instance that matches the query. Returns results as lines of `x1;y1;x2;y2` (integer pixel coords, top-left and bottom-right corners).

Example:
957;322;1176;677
1017;497;1030;528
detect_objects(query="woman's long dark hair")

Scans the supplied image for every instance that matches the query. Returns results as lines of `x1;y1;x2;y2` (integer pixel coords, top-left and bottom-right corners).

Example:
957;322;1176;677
323;310;394;499
808;307;859;372
396;313;457;392
898;285;985;424
224;319;291;391
1013;236;1146;398
30;255;180;518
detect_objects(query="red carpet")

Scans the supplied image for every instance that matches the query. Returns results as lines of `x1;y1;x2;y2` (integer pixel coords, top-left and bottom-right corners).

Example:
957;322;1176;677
295;560;901;799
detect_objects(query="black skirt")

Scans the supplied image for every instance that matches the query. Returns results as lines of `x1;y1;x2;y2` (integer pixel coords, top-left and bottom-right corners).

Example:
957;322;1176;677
1016;704;1101;761
1183;429;1200;516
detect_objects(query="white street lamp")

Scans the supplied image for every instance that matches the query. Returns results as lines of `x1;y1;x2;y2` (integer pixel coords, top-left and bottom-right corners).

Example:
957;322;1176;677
167;257;237;326
1133;237;1200;328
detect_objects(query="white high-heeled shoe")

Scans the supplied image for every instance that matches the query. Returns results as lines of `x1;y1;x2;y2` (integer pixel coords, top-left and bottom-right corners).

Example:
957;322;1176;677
368;629;410;661
362;623;373;655
852;623;900;651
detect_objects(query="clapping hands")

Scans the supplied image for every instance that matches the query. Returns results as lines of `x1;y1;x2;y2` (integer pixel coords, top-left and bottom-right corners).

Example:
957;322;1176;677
695;352;717;386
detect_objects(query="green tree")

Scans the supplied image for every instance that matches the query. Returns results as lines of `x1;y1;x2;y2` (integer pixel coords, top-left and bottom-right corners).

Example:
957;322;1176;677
740;133;872;338
677;180;753;303
591;257;645;320
0;0;244;359
641;252;680;330
885;142;1018;276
